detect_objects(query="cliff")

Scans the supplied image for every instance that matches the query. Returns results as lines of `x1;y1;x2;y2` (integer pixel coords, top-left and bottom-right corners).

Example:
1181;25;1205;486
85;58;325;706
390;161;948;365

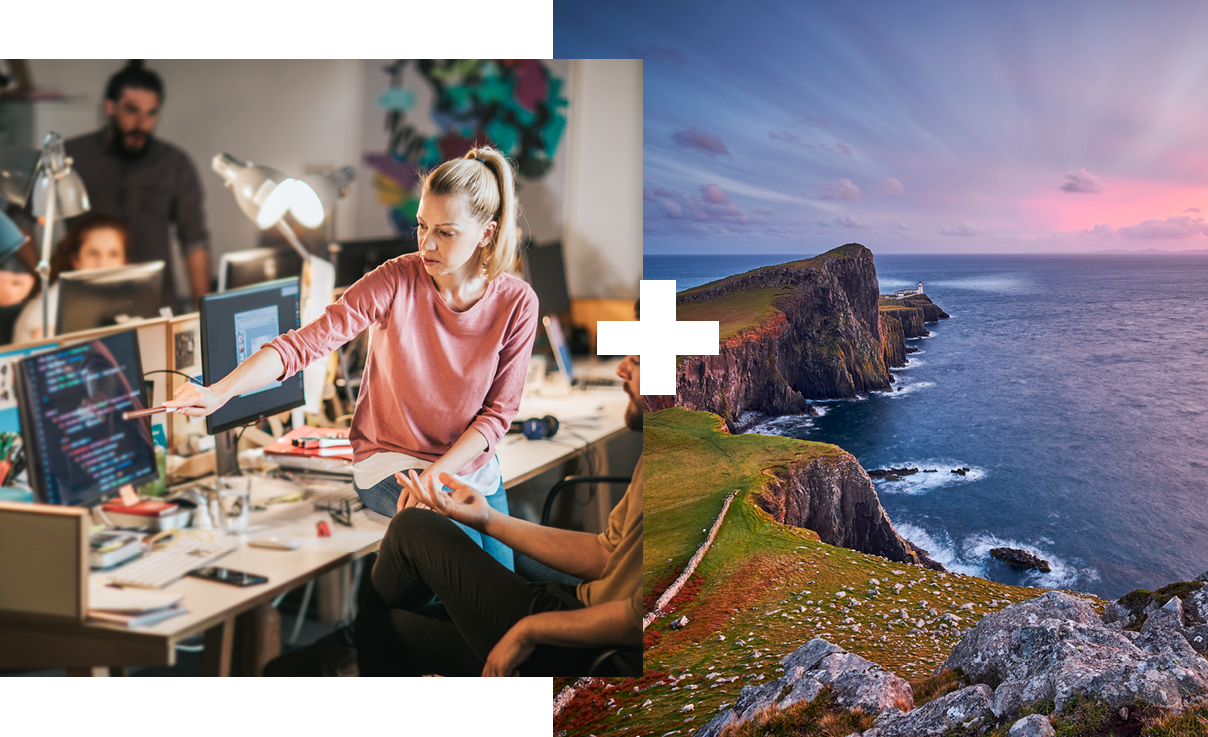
878;292;948;367
755;449;943;570
647;244;946;429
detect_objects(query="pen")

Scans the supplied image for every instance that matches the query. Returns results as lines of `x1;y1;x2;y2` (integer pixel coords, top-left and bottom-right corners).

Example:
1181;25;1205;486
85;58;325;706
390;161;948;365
122;406;177;420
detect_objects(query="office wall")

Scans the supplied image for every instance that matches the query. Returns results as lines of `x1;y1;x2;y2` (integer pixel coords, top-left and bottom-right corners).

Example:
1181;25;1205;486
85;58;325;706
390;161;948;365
563;59;643;299
21;60;642;299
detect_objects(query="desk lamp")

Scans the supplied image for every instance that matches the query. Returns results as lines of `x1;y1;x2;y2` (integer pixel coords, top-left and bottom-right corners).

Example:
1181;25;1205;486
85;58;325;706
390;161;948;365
1;135;90;337
211;154;337;418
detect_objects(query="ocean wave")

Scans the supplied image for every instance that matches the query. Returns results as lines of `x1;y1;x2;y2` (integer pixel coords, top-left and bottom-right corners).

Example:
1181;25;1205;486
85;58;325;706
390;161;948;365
894;523;1100;589
962;533;1099;590
896;357;924;370
872;380;935;399
869;460;986;495
745;414;814;436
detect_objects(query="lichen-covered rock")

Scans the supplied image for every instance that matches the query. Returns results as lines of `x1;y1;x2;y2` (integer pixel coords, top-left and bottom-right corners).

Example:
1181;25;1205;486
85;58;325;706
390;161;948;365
942;591;1208;717
875;684;993;737
691;639;912;737
1008;713;1055;737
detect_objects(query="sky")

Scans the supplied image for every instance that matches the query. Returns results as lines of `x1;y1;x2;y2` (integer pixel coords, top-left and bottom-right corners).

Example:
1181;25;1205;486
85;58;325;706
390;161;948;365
555;0;1208;254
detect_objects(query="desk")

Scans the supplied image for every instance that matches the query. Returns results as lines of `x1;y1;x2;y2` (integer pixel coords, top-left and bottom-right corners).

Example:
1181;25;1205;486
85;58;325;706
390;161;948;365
0;387;630;676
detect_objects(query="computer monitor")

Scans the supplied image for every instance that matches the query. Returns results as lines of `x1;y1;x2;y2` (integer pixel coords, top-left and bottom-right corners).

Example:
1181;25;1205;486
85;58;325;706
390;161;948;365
218;247;305;292
15;329;157;507
56;261;165;336
329;236;418;288
199;277;304;438
521;242;572;321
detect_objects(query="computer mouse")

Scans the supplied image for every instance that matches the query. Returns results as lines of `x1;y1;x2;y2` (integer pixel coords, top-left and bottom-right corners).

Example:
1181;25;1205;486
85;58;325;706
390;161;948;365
248;536;300;551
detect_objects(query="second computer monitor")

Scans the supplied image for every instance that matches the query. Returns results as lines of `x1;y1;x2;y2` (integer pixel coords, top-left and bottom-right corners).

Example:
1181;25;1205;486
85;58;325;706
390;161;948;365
218;247;305;292
330;236;418;288
199;277;305;435
15;328;158;506
521;242;572;321
56;261;165;336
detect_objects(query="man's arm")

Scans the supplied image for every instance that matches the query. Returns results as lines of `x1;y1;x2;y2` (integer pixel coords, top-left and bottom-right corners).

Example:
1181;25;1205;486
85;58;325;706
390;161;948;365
173;151;210;306
186;246;210;307
403;471;612;581
483;600;639;677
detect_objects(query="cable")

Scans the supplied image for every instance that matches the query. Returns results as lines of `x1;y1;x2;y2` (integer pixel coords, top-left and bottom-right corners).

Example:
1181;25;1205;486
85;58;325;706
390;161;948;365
142;369;202;385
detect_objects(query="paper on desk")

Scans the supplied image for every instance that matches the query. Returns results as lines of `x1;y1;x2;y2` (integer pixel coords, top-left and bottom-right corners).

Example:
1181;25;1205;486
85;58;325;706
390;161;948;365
89;584;184;613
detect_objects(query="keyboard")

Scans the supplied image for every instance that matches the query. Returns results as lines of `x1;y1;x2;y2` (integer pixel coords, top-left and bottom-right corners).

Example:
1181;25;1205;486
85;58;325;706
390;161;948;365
107;538;236;589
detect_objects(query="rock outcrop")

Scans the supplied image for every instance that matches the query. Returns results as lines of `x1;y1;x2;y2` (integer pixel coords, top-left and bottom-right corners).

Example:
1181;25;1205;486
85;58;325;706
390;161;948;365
942;590;1208;717
879;292;948;368
755;451;944;571
649;244;913;429
990;547;1052;573
693;639;913;737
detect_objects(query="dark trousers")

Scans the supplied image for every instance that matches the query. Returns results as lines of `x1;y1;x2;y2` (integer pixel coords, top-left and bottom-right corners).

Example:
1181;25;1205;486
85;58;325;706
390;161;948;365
354;508;600;676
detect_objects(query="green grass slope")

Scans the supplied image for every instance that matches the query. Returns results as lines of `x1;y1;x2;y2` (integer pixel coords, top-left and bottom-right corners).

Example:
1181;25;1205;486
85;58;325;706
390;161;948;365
674;244;868;341
555;409;1091;737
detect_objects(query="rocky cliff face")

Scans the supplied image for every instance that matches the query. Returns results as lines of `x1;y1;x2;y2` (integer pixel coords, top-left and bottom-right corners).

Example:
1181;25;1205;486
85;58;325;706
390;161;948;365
754;446;944;570
648;244;948;429
879;293;949;368
648;245;888;426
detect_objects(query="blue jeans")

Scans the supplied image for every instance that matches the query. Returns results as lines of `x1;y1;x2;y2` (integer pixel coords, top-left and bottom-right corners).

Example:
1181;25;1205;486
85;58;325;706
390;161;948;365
355;473;514;572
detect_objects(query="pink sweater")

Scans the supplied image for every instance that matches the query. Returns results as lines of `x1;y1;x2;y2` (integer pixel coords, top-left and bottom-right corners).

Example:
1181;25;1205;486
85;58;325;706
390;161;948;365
268;253;539;474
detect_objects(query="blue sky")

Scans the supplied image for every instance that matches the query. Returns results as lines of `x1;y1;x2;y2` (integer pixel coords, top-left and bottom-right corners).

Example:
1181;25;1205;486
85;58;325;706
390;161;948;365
556;0;1208;254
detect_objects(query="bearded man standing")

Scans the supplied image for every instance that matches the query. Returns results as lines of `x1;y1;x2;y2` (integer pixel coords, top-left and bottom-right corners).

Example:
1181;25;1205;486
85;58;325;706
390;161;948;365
65;60;209;312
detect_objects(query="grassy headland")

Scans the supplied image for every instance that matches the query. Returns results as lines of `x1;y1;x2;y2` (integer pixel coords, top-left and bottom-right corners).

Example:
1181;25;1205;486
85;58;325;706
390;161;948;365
556;409;1080;737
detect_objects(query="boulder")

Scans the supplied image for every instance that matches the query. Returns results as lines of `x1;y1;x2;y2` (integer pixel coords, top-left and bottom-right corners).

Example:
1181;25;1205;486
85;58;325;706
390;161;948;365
691;639;911;737
990;547;1052;573
875;684;994;737
1008;714;1055;737
942;591;1208;718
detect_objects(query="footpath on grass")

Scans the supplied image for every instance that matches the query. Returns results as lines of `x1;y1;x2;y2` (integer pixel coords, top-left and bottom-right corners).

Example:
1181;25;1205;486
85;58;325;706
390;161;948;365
554;489;739;718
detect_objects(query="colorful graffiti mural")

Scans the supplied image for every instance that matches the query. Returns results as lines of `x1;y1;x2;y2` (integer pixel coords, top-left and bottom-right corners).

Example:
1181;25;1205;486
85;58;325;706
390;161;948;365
365;59;568;232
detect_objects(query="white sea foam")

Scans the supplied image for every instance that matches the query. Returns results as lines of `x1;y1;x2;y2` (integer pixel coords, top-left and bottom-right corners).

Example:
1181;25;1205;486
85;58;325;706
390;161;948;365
894;523;983;577
894;524;1100;589
962;533;1099;590
746;414;814;436
869;460;986;495
896;357;924;370
872;380;935;399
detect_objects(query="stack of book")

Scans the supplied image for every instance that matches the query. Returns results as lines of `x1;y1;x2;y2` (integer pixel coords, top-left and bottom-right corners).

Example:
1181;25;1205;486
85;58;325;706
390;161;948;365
100;499;189;531
88;585;187;628
263;426;354;476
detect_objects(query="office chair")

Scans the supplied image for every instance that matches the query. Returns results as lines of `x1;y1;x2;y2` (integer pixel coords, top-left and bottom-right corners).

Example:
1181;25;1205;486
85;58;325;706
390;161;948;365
514;475;642;677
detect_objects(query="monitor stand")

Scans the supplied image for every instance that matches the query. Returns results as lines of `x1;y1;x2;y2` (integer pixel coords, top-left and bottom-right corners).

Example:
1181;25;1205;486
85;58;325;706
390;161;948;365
215;429;241;477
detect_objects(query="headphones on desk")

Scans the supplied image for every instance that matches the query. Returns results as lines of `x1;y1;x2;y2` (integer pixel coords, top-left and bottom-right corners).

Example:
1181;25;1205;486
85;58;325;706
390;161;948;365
509;415;560;440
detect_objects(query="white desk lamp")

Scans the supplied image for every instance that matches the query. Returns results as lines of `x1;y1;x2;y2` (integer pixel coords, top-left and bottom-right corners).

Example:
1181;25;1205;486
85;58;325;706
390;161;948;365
211;153;339;425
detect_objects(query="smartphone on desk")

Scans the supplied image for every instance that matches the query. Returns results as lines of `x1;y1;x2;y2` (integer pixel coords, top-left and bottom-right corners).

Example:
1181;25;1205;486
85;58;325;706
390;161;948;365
187;566;268;586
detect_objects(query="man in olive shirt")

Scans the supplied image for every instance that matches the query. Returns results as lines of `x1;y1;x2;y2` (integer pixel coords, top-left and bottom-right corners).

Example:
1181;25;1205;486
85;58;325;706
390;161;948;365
65;61;209;312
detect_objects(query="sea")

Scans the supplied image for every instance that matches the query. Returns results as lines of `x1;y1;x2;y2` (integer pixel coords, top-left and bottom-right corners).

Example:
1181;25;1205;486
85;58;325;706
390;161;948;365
646;252;1208;600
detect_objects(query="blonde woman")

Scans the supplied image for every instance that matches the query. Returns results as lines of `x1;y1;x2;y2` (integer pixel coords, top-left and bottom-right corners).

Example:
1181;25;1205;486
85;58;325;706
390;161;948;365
167;146;537;570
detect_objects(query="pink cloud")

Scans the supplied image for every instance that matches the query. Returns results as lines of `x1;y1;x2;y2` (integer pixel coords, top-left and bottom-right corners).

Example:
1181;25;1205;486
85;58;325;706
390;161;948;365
1185;207;1202;213
701;183;730;204
819;178;862;201
671;126;729;155
1061;168;1105;194
836;142;851;155
663;199;683;218
875;178;904;196
836;216;863;229
1117;215;1208;240
1017;178;1208;234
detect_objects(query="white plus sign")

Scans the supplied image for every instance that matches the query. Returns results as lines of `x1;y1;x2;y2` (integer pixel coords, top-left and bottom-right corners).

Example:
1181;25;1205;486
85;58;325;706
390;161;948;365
596;280;719;395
